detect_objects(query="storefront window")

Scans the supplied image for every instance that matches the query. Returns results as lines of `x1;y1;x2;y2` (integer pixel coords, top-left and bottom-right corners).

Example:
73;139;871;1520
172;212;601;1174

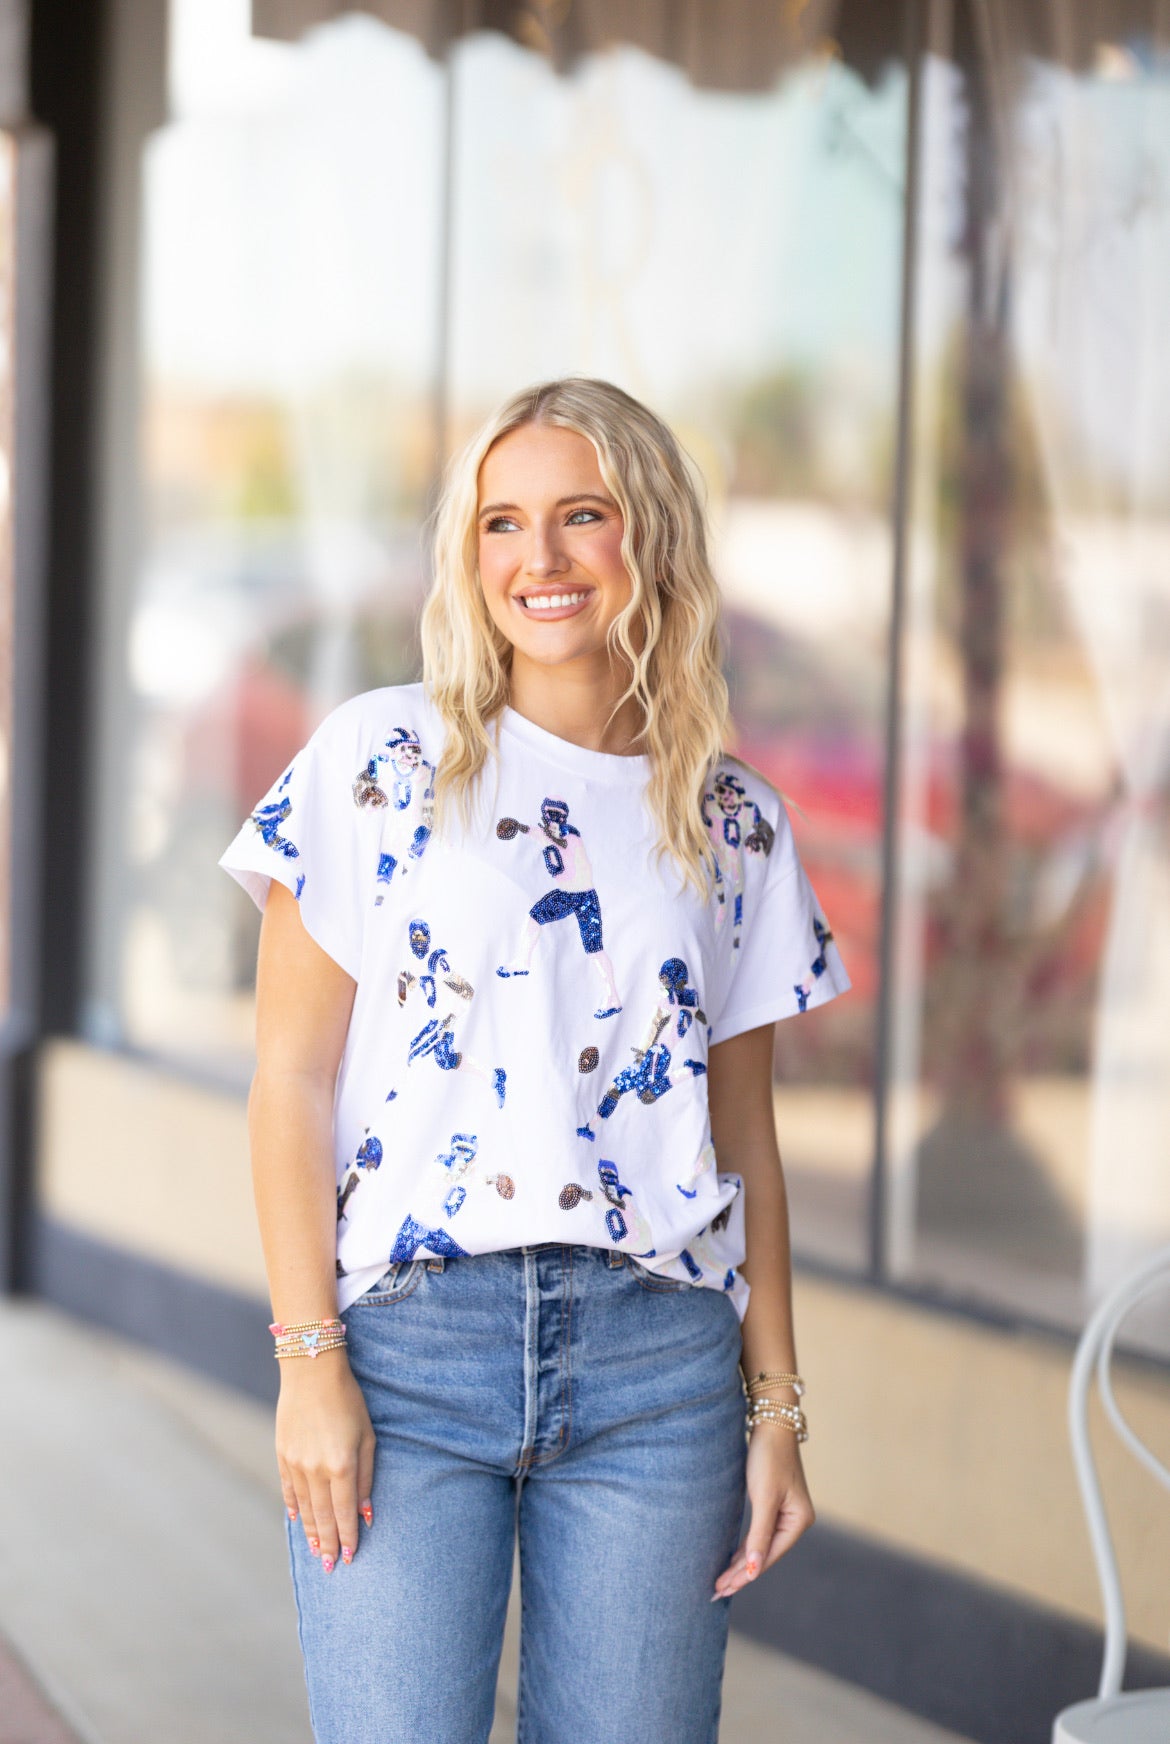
89;0;905;1274
445;25;907;1268
86;0;1170;1339
891;14;1170;1350
88;0;446;1074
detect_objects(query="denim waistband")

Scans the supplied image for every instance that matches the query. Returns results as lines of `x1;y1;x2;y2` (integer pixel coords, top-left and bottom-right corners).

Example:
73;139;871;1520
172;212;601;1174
428;1242;625;1266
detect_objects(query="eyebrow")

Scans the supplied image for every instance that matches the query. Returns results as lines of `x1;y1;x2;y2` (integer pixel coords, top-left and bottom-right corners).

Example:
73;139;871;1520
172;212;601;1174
477;493;618;520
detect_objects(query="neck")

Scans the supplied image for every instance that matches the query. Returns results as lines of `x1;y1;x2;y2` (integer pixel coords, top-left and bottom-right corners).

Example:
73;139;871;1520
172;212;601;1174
506;656;646;757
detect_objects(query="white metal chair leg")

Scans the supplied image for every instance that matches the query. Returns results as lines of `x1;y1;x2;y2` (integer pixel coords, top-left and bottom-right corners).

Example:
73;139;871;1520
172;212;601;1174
1053;1244;1170;1743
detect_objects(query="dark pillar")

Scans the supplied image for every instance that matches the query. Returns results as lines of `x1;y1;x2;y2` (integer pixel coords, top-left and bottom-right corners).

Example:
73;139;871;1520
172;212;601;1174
0;0;56;1291
0;0;106;1290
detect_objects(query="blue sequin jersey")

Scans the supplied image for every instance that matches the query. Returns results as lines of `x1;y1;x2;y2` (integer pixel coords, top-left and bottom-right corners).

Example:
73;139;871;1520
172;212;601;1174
218;682;851;1318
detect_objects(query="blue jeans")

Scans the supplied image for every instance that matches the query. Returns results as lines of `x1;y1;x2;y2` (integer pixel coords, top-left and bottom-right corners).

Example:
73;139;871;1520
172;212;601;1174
287;1244;747;1744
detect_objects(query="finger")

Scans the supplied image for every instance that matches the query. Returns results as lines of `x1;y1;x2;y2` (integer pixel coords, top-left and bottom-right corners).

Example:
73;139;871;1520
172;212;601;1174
715;1536;752;1581
292;1476;320;1556
357;1431;376;1535
711;1531;757;1598
712;1501;780;1598
715;1489;815;1598
761;1496;816;1572
742;1500;781;1580
277;1459;299;1524
307;1476;339;1572
331;1468;361;1568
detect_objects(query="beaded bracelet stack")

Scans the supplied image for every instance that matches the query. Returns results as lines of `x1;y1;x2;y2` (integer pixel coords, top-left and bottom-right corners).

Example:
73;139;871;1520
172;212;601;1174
269;1317;347;1361
743;1369;809;1442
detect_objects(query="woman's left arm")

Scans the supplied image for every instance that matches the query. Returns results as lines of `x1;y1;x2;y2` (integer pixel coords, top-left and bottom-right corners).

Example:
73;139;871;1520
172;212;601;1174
708;1021;815;1600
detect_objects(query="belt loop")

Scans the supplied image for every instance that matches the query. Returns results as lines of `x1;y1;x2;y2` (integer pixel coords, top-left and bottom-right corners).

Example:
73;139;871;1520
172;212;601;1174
608;1250;624;1269
426;1255;446;1273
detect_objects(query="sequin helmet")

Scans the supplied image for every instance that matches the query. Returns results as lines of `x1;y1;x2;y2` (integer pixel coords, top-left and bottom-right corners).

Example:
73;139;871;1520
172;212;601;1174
385;726;422;763
713;770;746;811
658;957;690;999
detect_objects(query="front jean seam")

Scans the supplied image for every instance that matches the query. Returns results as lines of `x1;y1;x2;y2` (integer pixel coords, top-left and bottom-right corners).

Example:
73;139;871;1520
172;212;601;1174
515;1478;531;1744
517;1251;539;1472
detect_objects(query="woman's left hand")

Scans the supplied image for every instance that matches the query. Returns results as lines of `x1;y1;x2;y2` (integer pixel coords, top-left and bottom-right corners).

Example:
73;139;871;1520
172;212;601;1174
712;1425;815;1600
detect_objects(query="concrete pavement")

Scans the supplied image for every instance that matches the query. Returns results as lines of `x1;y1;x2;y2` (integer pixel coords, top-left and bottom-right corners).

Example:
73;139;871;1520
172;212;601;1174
0;1299;973;1744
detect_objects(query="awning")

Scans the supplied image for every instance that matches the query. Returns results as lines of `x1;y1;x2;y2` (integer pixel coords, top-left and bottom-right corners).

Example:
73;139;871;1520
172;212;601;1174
250;0;867;93
252;0;1170;87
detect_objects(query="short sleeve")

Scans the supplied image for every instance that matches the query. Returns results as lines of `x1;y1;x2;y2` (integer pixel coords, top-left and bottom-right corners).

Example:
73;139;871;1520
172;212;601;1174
707;800;852;1047
217;716;370;982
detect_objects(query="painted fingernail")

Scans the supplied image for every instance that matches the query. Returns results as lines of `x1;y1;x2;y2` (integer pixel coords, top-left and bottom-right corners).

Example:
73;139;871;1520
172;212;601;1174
287;1507;298;1521
360;1504;373;1526
341;1545;353;1564
322;1554;335;1574
745;1557;760;1578
308;1537;320;1555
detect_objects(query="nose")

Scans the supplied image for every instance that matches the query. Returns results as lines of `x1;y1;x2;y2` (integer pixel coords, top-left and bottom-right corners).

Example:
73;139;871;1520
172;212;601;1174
524;518;570;579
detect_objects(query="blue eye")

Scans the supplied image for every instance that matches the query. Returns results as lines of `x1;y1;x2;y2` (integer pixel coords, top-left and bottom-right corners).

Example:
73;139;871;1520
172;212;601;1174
483;508;602;532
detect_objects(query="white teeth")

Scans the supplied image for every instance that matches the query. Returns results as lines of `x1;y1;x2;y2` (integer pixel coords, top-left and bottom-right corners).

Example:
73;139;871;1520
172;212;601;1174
523;591;586;611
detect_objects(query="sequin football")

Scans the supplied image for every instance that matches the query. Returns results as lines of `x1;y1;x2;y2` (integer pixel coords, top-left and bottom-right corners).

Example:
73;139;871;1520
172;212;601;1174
217;681;851;1318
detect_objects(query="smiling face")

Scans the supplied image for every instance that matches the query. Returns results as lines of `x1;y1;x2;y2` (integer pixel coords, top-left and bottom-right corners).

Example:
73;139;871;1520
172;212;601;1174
476;422;635;674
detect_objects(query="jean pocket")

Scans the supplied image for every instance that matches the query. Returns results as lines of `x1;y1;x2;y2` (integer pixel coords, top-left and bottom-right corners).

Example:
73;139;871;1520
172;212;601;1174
352;1258;425;1307
624;1255;693;1293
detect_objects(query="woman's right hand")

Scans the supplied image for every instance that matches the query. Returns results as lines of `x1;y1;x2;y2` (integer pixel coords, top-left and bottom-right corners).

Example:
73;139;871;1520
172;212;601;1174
276;1350;376;1573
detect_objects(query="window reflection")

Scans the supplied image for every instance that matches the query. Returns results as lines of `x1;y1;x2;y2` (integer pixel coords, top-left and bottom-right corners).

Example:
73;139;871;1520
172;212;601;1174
106;0;445;1071
446;28;907;1266
87;0;1170;1342
892;13;1170;1351
103;0;909;1268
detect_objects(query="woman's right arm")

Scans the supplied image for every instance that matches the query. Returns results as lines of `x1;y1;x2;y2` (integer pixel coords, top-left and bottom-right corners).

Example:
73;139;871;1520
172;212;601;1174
249;878;375;1574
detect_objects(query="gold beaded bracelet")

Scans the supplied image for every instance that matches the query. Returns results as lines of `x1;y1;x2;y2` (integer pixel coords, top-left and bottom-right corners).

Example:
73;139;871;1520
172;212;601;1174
747;1399;806;1423
269;1318;344;1336
745;1370;805;1398
273;1334;348;1361
744;1367;809;1442
269;1316;347;1360
747;1403;809;1443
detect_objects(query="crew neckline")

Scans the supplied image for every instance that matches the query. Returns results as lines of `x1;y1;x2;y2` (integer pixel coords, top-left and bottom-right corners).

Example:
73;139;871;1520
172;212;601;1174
499;705;651;785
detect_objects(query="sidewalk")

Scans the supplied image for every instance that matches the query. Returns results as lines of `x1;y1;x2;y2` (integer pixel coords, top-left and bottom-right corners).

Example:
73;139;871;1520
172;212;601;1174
0;1299;973;1744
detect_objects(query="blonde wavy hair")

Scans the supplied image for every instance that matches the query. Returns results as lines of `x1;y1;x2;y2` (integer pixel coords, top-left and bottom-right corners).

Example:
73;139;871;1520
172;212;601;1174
419;376;734;897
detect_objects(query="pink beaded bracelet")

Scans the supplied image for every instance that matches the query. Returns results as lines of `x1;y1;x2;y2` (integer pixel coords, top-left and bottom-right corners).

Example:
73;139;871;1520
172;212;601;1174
269;1317;346;1360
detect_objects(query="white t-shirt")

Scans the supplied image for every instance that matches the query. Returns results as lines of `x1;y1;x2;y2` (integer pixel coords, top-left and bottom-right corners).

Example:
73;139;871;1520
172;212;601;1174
218;681;851;1318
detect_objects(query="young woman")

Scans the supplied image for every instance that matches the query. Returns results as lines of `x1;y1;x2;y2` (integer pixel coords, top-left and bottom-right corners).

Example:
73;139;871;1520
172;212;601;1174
219;376;850;1744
